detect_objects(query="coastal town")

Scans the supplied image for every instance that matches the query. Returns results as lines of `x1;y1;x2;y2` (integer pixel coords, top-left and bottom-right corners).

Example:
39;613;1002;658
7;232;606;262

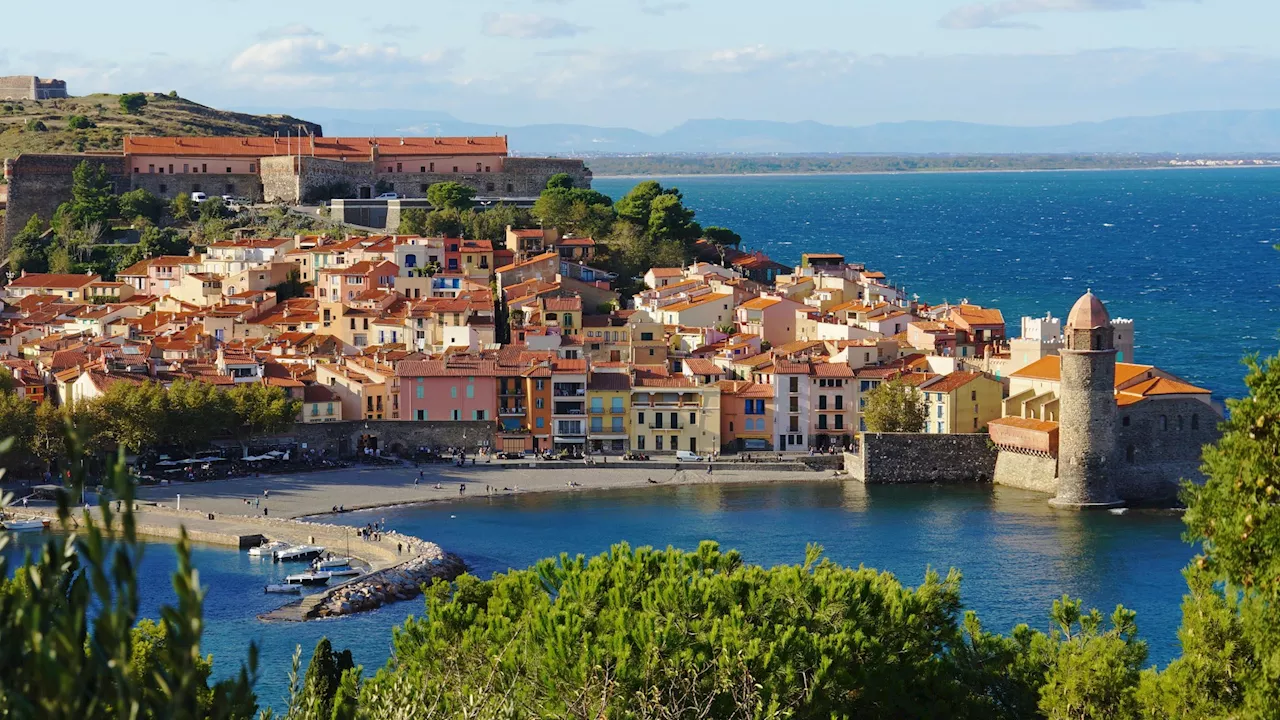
0;131;1224;509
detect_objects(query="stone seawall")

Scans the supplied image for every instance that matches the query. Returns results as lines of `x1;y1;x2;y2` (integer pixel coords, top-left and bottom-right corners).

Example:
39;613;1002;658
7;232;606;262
845;433;997;484
286;419;497;457
311;548;467;619
993;450;1059;494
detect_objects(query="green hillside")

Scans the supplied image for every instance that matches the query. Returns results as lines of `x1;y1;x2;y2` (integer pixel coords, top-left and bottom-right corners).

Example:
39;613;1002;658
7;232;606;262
0;92;320;161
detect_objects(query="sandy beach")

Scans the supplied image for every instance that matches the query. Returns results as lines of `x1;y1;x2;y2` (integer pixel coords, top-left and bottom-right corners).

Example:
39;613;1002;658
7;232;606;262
133;460;835;521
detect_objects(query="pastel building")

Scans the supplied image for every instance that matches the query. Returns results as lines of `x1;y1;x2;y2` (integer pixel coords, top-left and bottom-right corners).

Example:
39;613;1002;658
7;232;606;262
397;356;498;422
717;380;773;452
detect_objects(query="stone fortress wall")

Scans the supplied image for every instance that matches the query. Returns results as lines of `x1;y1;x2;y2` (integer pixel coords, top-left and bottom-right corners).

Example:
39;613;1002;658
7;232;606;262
2;154;129;245
0;75;68;101
845;433;997;484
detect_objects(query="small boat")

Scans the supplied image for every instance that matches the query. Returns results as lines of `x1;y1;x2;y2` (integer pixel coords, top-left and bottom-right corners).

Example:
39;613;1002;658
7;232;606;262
2;518;50;532
327;568;361;577
248;540;288;557
264;583;302;594
273;545;325;563
313;557;352;570
285;571;332;586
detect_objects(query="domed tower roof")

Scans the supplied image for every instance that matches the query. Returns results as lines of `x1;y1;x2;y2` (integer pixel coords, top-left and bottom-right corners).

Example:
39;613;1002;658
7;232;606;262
1066;289;1110;330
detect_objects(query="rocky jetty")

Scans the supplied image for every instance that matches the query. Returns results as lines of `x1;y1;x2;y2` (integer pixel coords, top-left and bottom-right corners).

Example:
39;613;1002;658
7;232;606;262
311;545;466;619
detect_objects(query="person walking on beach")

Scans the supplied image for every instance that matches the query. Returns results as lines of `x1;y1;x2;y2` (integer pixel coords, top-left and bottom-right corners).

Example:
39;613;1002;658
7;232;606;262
397;542;402;555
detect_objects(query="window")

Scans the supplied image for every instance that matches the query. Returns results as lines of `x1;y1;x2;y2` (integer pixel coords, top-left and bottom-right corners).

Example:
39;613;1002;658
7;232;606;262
789;397;799;413
611;397;623;413
416;410;425;420
536;379;545;390
226;167;232;173
451;409;461;421
536;417;545;428
638;411;645;425
453;166;459;173
835;415;844;430
416;386;424;399
535;397;544;409
818;415;828;430
689;412;695;425
451;386;458;398
654;414;663;429
971;390;977;401
655;436;664;450
640;332;654;341
159;183;167;194
937;405;944;418
729;421;735;432
789;417;799;432
507;183;514;192
835;395;843;410
636;435;645;450
789;377;799;393
591;397;603;412
1122;416;1130;427
201;164;207;173
430;162;435;172
612;417;623;432
818;395;828;410
474;410;486;420
249;163;256;172
327;403;333;416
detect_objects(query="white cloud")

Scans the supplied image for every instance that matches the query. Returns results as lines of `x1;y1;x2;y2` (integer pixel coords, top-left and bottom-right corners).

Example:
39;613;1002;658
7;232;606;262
481;13;588;39
939;0;1191;29
230;29;450;78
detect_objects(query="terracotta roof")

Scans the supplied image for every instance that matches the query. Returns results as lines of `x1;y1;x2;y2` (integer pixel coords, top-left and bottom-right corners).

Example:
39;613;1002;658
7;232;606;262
683;358;724;376
952;304;1005;327
303;384;338;403
661;292;733;313
496;251;559;274
555;236;595;247
544;296;582;312
1067;290;1110;330
1010;356;1157;389
898;372;940;387
510;229;544;238
124;135;508;159
923;371;985;394
715;380;774;398
739;296;782;311
647;267;684;277
811;362;855;378
988;416;1059;433
588;373;631;391
10;273;99;289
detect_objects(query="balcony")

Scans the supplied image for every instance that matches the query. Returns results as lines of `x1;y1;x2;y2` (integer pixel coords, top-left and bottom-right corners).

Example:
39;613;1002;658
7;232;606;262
553;384;586;397
554;422;585;436
499;406;527;416
553;402;585;415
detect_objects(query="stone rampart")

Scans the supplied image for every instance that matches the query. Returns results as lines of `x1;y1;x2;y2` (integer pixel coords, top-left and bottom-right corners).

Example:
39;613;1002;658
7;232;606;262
2;154;128;248
287;420;497;457
845;433;997;484
0;76;66;100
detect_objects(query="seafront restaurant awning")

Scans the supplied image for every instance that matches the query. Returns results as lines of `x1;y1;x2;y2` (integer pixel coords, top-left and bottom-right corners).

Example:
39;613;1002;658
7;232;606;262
553;436;586;444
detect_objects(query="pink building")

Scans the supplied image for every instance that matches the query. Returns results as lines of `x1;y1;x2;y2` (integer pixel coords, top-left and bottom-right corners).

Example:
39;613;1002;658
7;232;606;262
398;356;498;423
319;260;399;301
117;255;198;296
735;294;808;347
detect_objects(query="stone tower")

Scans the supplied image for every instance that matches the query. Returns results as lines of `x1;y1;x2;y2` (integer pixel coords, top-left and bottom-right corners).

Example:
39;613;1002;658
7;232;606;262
1053;290;1123;508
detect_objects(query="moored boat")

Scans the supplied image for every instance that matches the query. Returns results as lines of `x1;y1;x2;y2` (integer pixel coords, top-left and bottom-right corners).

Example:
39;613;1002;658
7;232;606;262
285;571;332;586
248;540;288;557
273;545;325;563
327;567;361;577
2;518;50;532
264;583;302;594
313;556;352;570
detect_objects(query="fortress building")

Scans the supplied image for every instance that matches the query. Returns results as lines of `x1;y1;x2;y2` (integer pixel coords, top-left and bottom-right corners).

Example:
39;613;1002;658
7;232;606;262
2;134;591;246
0;75;68;101
989;290;1222;507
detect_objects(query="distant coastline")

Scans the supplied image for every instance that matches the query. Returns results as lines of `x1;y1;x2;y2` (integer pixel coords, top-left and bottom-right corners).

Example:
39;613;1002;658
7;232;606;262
587;154;1280;179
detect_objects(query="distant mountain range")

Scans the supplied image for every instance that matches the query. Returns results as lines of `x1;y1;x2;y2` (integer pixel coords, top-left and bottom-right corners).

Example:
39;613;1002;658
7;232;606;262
237;108;1280;155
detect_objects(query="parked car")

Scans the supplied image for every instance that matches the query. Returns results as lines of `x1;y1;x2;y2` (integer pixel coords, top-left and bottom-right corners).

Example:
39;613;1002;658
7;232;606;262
675;450;705;463
375;192;399;200
190;192;208;204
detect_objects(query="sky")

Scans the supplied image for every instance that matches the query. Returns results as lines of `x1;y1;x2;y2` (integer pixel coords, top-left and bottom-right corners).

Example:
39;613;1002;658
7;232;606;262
4;0;1280;132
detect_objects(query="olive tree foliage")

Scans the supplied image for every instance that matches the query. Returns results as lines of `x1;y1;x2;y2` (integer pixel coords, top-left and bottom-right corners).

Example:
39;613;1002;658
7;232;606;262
0;418;259;718
862;377;929;433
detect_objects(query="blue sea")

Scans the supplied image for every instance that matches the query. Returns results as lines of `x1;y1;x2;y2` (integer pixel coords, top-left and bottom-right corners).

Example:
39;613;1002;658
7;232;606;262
8;168;1279;707
598;169;1280;399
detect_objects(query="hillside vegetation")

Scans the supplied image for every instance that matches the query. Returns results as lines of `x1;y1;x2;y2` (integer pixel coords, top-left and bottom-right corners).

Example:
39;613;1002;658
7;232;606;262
0;92;320;161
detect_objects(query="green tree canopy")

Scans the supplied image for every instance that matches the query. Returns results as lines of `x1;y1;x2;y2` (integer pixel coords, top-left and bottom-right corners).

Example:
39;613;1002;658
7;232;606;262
118;188;165;225
227;383;301;444
863;377;928;433
397;207;429;236
426;182;476;212
8;213;50;273
59;160;118;229
545;172;575;190
614;180;664;225
170;193;195;221
118;92;148;114
705;225;742;247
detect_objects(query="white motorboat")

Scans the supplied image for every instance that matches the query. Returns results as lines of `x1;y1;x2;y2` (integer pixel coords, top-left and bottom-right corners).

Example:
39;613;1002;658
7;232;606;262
264;583;302;594
248;540;288;557
2;518;50;532
284;571;332;586
273;545;325;563
327;568;361;577
313;557;352;570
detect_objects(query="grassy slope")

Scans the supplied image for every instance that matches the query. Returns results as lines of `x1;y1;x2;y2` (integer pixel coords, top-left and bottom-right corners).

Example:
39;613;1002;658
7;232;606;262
0;93;321;162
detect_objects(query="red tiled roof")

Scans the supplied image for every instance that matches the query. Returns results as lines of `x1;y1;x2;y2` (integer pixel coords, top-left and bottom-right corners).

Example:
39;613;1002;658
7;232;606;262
924;371;985;393
555;236;595;247
683;358;724;376
124;135;508;159
10;273;99;289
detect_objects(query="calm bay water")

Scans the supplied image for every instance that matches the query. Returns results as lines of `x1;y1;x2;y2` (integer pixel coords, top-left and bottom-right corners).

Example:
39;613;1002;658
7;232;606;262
8;168;1277;706
597;168;1280;399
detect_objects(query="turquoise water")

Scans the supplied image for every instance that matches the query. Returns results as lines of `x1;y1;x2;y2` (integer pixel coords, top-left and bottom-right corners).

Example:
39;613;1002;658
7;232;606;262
597;169;1280;399
4;482;1193;706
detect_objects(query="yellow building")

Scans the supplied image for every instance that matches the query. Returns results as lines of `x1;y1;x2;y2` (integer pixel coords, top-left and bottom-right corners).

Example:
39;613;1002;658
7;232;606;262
587;372;631;454
630;372;721;456
921;371;1003;434
300;384;343;423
